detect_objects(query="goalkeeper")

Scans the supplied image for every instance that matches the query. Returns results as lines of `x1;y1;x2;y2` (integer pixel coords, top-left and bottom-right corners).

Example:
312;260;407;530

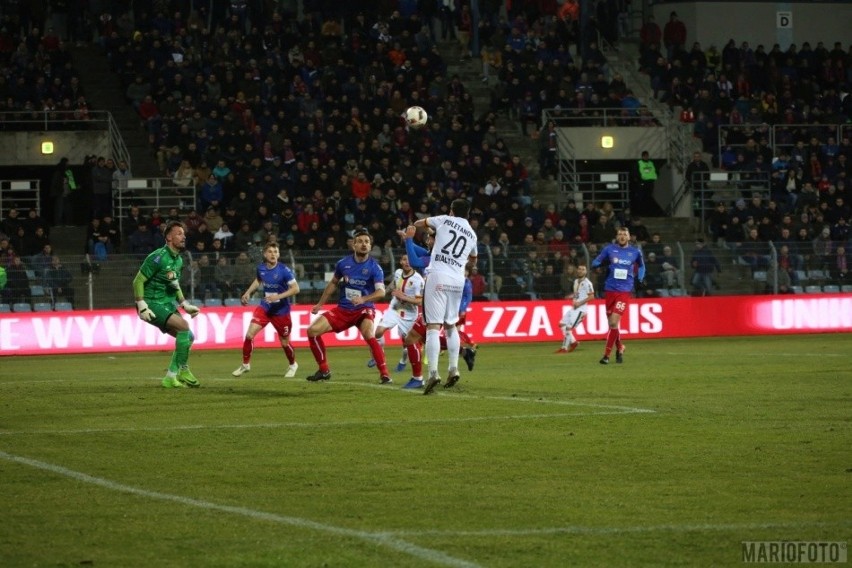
131;220;202;388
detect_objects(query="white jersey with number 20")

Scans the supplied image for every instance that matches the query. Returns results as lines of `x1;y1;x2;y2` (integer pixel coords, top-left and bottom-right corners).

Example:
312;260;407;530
427;215;478;281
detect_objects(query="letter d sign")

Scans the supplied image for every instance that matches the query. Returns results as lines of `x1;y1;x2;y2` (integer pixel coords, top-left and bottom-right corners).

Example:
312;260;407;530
776;11;792;29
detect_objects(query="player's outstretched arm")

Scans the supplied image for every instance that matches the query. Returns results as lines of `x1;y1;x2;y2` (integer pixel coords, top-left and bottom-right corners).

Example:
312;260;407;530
312;278;338;314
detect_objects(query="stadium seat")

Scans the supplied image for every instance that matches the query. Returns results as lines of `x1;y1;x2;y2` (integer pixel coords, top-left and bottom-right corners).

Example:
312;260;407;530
12;302;32;312
0;303;10;312
804;285;822;294
791;286;804;294
246;297;261;306
841;285;852;293
53;302;73;311
25;269;36;280
189;299;203;308
297;280;313;292
655;288;670;297
223;298;242;307
30;285;46;297
795;270;807;283
822;285;840;293
310;280;327;291
204;298;223;307
752;271;767;282
33;302;53;312
807;270;827;281
669;289;685;297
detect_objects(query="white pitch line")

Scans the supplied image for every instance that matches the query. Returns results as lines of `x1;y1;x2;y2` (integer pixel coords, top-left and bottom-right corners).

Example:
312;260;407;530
0;409;645;436
0;450;481;568
386;520;852;538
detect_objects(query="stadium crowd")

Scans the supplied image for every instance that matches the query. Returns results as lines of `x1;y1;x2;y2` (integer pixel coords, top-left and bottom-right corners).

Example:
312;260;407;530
1;2;851;307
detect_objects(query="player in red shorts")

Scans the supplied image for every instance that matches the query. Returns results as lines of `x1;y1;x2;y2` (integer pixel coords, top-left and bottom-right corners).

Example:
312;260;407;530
590;227;645;364
232;242;300;378
305;228;392;384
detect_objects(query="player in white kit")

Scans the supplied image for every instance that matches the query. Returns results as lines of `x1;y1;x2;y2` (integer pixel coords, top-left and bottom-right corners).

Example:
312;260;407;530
413;199;478;394
556;264;594;353
367;254;425;377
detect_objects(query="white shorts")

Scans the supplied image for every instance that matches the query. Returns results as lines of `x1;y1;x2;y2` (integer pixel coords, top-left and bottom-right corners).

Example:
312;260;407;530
424;273;464;326
561;308;586;329
378;309;417;337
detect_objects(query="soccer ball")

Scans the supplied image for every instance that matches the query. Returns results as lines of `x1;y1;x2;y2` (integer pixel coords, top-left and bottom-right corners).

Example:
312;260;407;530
404;106;428;129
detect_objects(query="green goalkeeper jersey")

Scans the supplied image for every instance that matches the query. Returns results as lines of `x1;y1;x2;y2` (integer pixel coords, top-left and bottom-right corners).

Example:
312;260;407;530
139;245;184;304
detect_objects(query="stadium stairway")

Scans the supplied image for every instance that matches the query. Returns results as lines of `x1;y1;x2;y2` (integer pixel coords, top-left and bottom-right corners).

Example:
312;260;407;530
441;41;562;206
70;44;161;177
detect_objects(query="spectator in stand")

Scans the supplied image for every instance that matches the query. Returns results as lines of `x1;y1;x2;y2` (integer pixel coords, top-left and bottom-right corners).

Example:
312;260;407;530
533;264;563;299
1;255;30;305
639;16;662;52
91;156;115;219
590;214;616;245
812;226;834;270
112;160;132;201
49;157;77;226
690;238;721;296
198;174;224;212
829;245;850;285
659;245;682;289
468;265;488;300
635;150;658;216
128;222;155;257
663;11;687;60
196;254;219;301
644;252;665;292
686;151;711;208
22;226;50;257
44;255;75;306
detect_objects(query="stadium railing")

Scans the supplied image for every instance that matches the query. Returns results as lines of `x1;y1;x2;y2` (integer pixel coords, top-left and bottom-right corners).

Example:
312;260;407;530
7;240;848;312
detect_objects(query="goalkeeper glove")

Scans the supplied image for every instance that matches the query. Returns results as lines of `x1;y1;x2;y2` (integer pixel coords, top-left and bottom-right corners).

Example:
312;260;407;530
181;300;200;318
136;300;155;322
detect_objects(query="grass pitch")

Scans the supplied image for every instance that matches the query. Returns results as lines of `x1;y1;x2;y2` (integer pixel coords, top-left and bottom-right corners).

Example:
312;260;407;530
0;335;849;567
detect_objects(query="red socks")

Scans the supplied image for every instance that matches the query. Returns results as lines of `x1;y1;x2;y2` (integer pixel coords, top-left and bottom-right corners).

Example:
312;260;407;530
407;342;422;377
241;338;253;364
604;328;619;357
309;335;329;372
366;337;389;376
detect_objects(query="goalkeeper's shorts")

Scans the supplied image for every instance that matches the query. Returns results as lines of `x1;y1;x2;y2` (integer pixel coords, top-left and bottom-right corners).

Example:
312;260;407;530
146;302;180;333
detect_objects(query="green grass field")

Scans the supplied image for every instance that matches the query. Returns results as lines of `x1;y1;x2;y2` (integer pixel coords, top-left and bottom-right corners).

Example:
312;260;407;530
1;336;849;567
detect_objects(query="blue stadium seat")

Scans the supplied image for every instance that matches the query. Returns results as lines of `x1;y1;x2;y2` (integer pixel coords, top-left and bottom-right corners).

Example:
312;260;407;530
807;270;827;281
33;302;53;312
223;298;242;307
842;285;852;293
822;285;840;293
204;298;223;307
246;297;261;306
0;303;10;312
30;285;46;297
25;269;36;280
669;289;685;297
752;271;767;282
804;285;823;294
791;286;804;294
12;302;32;312
655;289;670;297
54;302;73;311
